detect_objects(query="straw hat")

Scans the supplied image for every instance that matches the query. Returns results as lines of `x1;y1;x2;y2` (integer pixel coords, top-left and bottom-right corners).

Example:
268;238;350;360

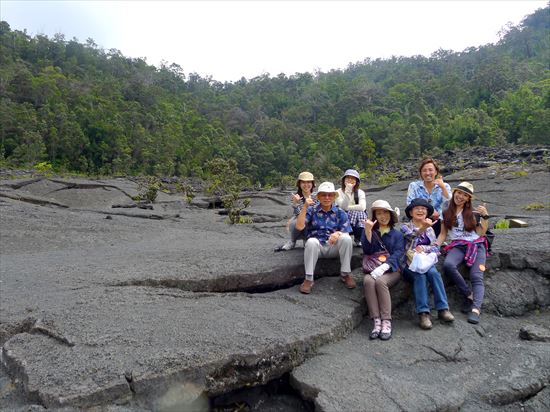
453;181;475;198
297;171;314;182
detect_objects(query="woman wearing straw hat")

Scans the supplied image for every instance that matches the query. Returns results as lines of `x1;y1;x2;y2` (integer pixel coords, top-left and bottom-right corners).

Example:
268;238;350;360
436;182;490;325
336;169;368;247
275;171;316;252
361;200;405;340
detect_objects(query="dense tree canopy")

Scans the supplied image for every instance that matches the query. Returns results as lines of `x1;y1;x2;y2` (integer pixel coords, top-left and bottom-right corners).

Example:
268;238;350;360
0;5;548;185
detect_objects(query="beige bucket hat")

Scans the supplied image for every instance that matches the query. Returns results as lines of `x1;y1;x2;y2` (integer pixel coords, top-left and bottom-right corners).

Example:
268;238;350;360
452;181;475;198
370;199;400;221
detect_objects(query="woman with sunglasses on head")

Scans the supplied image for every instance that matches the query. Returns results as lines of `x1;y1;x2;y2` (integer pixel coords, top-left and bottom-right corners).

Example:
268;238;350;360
436;182;490;325
407;158;451;237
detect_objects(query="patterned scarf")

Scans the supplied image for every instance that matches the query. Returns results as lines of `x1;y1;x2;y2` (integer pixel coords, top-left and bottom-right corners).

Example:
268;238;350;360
443;237;489;267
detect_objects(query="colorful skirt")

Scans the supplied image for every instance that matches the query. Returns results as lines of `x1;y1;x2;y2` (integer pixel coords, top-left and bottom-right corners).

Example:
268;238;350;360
347;210;368;227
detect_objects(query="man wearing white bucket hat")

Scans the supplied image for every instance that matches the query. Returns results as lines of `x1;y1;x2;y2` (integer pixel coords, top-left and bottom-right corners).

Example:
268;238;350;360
295;181;355;294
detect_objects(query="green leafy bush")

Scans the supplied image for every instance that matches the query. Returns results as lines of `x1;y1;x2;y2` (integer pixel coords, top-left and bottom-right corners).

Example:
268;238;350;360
494;219;510;229
524;202;546;210
206;158;252;224
34;161;54;176
136;177;160;203
177;182;196;204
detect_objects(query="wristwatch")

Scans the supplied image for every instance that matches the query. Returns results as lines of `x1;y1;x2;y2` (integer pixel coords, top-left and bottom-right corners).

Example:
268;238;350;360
481;215;490;220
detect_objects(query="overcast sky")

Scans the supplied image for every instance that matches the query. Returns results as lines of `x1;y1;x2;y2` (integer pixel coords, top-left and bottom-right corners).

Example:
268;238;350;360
1;1;547;82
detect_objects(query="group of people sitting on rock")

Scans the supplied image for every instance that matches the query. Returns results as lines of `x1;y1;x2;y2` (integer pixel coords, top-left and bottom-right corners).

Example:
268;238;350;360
275;158;490;341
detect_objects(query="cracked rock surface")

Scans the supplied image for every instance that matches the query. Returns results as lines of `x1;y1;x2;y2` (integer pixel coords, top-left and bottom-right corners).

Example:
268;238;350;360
1;162;549;411
290;311;550;412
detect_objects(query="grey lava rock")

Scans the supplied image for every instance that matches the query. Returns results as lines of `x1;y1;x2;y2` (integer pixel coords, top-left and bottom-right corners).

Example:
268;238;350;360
519;324;550;342
1;151;549;411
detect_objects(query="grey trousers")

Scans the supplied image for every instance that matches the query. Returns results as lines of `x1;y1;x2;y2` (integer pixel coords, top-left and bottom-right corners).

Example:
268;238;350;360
304;234;353;281
288;217;306;242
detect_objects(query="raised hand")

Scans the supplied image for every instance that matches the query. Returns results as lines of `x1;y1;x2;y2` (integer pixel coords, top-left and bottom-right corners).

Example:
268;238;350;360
304;197;315;207
420;217;435;229
364;219;377;233
434;176;445;188
475;203;488;217
291;193;301;203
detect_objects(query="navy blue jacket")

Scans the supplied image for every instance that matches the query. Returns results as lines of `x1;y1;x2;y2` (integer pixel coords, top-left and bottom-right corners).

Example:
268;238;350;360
361;228;405;272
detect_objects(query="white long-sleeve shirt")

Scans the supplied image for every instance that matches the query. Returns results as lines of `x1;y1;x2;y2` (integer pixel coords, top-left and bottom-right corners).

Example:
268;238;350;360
335;188;367;212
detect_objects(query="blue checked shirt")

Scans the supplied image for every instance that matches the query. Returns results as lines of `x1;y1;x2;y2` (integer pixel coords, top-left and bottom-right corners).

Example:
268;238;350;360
305;204;352;245
406;180;452;215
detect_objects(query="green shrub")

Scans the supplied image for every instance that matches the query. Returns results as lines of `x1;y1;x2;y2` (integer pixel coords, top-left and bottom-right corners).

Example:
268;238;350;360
34;161;54;176
377;172;399;185
136;177;160;203
206;158;252;224
494;219;510;229
177;182;196;205
524;202;546;210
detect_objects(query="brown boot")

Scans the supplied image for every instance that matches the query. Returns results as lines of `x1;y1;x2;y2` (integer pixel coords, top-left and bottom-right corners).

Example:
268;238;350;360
438;309;455;322
299;279;314;294
341;274;356;289
419;313;432;330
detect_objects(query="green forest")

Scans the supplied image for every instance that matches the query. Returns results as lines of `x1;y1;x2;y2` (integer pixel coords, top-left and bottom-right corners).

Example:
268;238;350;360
0;6;548;186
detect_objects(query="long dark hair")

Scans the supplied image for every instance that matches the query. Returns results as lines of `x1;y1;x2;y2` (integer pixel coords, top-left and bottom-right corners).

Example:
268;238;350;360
341;176;359;204
296;180;315;198
443;191;476;232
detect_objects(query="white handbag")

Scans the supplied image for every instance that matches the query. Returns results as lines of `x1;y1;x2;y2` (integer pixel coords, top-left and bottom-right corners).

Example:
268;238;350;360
409;252;438;274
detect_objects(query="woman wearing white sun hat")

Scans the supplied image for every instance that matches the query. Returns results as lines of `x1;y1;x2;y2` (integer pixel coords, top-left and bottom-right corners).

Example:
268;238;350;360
361;200;405;341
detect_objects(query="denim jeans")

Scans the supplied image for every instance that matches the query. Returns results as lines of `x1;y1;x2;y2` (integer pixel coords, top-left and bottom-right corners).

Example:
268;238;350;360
403;266;449;314
443;245;486;310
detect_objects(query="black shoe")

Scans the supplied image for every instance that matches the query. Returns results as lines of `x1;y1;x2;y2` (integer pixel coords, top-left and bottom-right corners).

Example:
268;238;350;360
461;298;473;314
467;311;480;324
